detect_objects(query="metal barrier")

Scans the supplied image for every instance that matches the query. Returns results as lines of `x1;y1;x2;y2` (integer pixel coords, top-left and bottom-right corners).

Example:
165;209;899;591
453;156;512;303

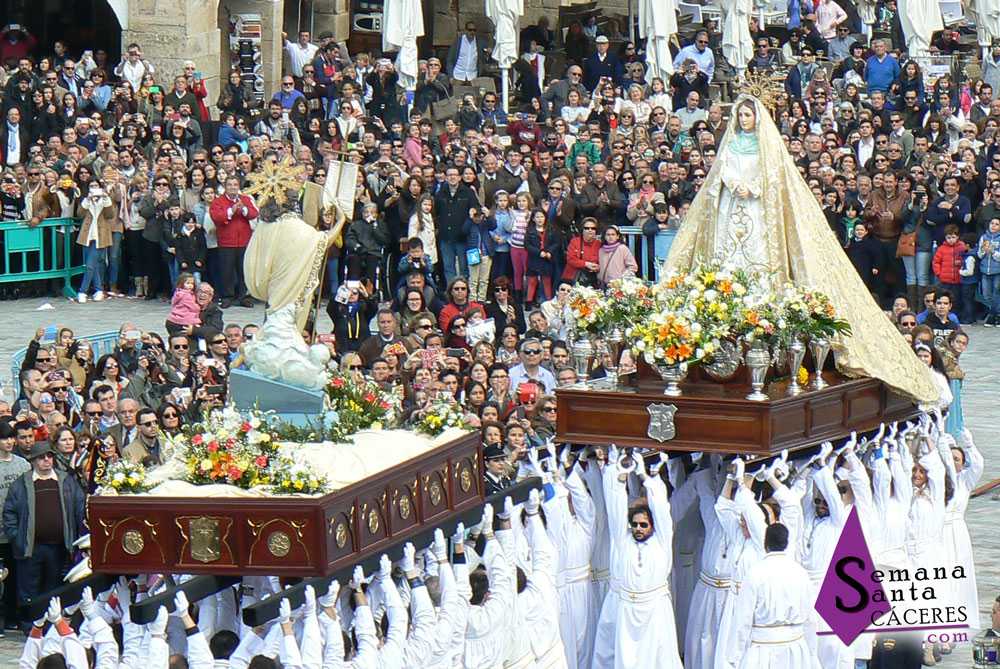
11;330;120;394
618;225;678;281
0;217;83;299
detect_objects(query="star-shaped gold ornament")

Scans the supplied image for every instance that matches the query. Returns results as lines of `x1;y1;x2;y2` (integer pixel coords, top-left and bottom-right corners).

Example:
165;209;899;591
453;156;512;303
243;156;307;208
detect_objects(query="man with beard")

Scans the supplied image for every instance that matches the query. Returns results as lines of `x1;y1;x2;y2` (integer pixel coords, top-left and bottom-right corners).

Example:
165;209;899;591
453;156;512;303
592;446;683;669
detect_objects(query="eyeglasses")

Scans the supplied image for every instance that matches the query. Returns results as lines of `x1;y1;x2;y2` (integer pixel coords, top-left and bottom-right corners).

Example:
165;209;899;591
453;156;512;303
452;286;468;292
86;411;101;416
542;406;557;413
36;356;51;363
282;82;294;87
629;520;651;529
348;364;363;370
696;39;708;44
139;420;158;427
163;412;178;418
523;348;542;355
452;322;467;329
495;286;508;292
583;226;597;231
416;323;433;330
172;344;189;350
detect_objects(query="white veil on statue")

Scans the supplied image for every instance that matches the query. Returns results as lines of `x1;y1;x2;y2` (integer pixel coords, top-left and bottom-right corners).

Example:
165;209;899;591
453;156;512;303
665;94;939;403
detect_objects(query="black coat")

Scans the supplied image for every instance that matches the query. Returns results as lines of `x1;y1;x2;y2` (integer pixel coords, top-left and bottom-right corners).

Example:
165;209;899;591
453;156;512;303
846;234;881;289
524;225;562;276
433;184;480;243
174;227;208;271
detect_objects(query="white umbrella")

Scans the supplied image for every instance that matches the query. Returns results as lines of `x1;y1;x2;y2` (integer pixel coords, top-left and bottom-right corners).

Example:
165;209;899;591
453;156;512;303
486;0;522;113
383;0;424;91
639;0;677;83
969;0;1000;55
897;0;942;55
721;0;754;78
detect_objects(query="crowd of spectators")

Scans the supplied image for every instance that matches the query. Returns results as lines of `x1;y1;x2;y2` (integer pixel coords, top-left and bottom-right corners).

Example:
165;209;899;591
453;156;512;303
0;3;994;664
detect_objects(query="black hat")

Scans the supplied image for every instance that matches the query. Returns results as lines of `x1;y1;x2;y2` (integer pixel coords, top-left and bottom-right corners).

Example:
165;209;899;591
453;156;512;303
318;31;334;40
484;444;506;461
28;441;54;460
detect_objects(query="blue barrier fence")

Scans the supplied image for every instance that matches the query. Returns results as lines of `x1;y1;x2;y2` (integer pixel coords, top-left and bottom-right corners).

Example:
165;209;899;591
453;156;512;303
11;330;121;394
0;218;83;298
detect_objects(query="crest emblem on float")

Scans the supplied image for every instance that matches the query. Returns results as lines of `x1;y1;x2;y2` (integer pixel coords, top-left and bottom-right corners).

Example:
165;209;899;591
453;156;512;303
646;403;677;442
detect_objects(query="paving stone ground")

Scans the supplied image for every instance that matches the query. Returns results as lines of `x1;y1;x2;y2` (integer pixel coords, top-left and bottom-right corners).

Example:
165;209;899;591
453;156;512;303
0;297;993;666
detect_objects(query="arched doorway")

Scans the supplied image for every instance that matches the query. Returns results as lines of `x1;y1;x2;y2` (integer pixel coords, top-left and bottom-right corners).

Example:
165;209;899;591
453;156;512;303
0;0;122;65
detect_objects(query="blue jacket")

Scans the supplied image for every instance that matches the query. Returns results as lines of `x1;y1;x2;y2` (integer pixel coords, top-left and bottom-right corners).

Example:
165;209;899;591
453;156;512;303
2;470;85;559
977;230;1000;275
960;248;978;285
491;210;513;252
925;195;972;243
466;215;497;255
865;55;901;93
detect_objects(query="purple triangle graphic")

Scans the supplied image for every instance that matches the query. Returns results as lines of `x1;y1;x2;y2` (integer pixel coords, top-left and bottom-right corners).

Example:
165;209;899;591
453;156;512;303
814;506;890;646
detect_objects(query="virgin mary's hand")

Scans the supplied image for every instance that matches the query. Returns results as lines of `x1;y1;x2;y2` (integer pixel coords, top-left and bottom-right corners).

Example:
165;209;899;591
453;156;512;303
735;185;751;199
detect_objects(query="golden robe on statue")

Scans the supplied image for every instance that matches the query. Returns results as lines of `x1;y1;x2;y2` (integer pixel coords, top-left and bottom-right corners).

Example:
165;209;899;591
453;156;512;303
665;95;938;403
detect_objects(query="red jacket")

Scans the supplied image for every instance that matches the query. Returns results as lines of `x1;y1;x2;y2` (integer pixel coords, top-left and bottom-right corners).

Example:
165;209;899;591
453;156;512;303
209;194;259;248
562;236;602;280
932;240;967;284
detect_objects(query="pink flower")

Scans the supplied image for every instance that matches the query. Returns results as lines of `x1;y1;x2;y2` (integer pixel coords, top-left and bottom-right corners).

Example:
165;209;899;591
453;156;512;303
242;421;252;433
364;392;376;403
227;465;243;480
255;455;268;468
331;378;345;388
192;434;204;446
207;441;219;453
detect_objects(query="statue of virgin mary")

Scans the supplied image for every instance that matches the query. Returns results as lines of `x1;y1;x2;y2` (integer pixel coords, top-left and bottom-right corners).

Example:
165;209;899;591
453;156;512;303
665;94;939;403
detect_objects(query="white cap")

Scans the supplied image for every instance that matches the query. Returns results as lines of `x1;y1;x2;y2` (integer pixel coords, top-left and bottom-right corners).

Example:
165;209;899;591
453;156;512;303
595;35;609;44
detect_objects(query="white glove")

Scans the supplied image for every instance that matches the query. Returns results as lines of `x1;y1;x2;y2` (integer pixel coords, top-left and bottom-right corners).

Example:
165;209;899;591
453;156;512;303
400;543;416;573
888;421;898;442
481;503;494;533
80;587;97;621
278;598;292;625
378;554;392;581
351;565;366;590
431;528;447;562
751;464;768;482
817;441;834;465
226;207;234;219
451;522;466;546
874;422;886;444
559;445;572;469
648;452;669;477
546;450;559;478
770;459;790;481
149;606;168;635
526;447;541;473
727;457;745;481
304;585;317;615
497;495;514;521
171;591;189;618
608;444;621;465
525;488;541;514
634;454;648;480
47;597;63;624
319;581;340;608
932;408;945;433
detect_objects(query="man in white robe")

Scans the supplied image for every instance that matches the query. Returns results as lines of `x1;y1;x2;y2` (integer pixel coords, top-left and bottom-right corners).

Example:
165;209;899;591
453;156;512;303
897;0;943;54
545;454;597;669
461;503;515;669
730;523;821;669
591;446;683;669
722;0;754;79
685;456;737;669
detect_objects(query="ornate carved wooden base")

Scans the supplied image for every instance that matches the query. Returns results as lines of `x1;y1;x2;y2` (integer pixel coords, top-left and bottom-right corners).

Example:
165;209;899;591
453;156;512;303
555;373;917;457
89;432;483;576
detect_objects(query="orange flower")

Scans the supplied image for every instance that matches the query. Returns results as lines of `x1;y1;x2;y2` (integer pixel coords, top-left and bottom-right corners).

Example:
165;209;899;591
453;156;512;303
718;279;733;294
676;343;694;359
673;323;691;338
746;311;760;326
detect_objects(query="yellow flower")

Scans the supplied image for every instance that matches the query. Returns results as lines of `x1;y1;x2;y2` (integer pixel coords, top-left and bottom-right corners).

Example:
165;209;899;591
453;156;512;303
294;479;304;491
200;459;213;472
797;366;809;386
259;433;271;443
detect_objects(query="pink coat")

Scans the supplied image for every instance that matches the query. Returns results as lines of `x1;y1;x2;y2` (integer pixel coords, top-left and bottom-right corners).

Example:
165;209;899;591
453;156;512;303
167;288;201;326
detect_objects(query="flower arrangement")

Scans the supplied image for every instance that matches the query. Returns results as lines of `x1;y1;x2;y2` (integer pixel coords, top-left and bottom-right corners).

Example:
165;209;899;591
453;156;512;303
630;311;718;366
322;372;397;438
773;283;852;343
655;264;757;340
97;460;150;494
568;285;612;333
270;457;329;495
179;407;279;488
413;400;474;437
604;276;658;326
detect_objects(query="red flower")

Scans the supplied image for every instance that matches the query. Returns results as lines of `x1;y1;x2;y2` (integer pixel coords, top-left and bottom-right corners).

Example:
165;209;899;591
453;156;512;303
207;441;219;453
255;455;268;468
226;437;237;449
379;401;391;410
331;377;345;388
192;434;204;445
227;465;243;480
364;392;376;403
242;421;252;433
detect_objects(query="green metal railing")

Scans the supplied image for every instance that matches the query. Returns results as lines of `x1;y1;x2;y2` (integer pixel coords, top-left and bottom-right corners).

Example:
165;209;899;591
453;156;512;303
0;217;83;298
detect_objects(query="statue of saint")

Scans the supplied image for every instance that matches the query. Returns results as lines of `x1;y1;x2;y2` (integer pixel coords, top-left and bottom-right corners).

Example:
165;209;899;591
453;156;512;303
666;94;939;404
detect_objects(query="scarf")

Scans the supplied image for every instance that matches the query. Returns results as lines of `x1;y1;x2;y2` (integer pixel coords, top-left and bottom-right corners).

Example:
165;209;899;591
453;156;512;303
729;130;760;156
639;183;656;198
601;240;623;253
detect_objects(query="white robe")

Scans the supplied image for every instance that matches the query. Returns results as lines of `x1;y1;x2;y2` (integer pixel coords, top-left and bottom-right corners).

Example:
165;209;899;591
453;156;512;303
580;463;612;615
713;486;766;669
941;432;984;630
721;0;754;74
462;535;516;669
592;469;683;669
800;466;853;669
685;467;737;669
898;0;943;55
548;467;597;669
669;463;704;646
731;552;822;669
